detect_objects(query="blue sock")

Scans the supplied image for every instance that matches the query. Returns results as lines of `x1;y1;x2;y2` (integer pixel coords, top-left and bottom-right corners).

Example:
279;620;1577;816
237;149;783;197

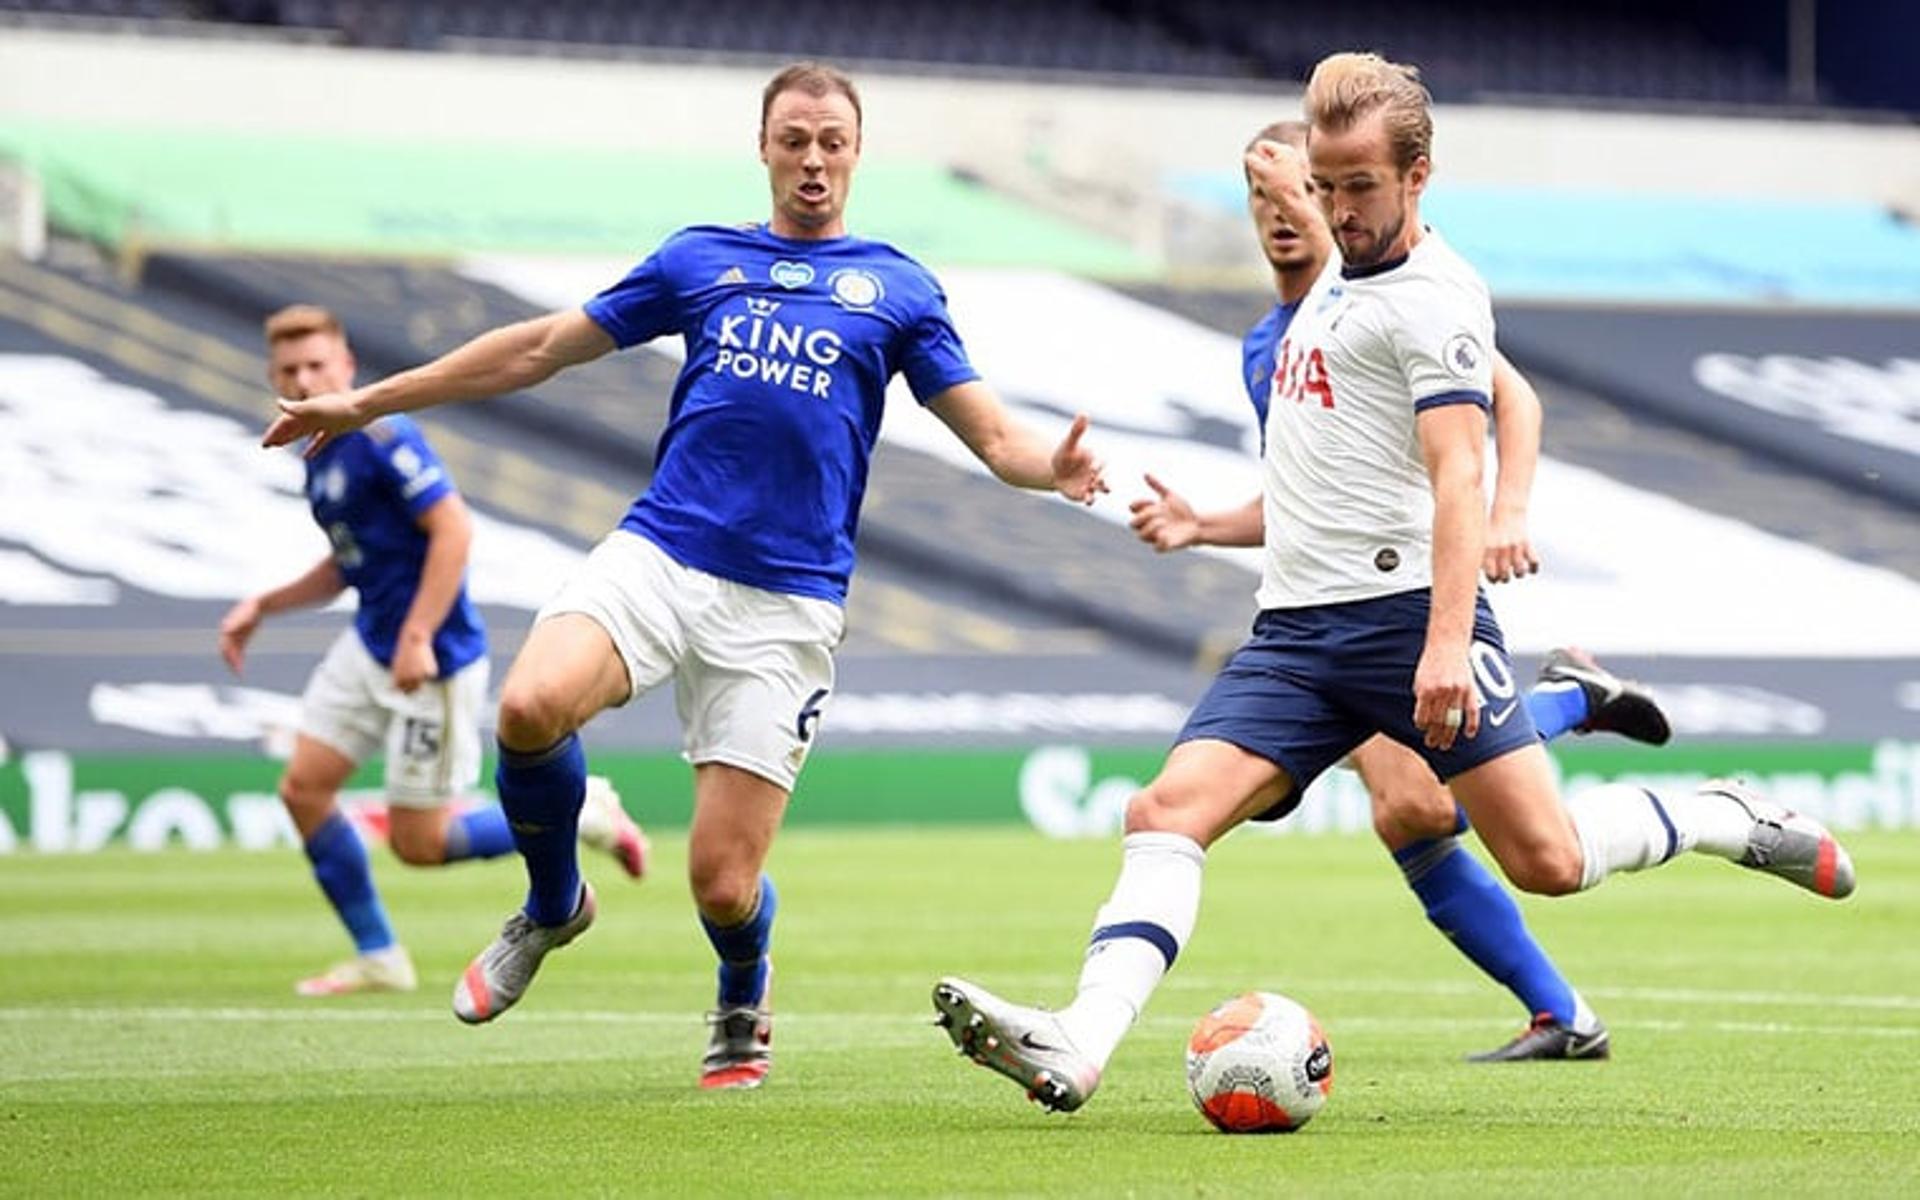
1394;836;1576;1025
304;811;395;954
700;875;777;1007
496;734;586;926
1527;681;1590;741
441;805;516;863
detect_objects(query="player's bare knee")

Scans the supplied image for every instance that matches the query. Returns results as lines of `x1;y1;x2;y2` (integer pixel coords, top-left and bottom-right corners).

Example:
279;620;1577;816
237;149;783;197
1373;790;1457;850
1504;843;1583;896
689;862;757;925
277;774;334;825
1123;784;1187;834
495;682;572;752
1369;801;1411;850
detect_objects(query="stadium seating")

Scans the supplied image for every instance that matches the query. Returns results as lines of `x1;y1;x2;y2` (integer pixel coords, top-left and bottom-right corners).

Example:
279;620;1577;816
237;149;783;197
4;0;1904;115
1172;0;1800;106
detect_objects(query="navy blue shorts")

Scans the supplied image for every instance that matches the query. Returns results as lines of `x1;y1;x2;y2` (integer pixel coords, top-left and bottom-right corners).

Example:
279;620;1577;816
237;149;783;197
1176;588;1539;821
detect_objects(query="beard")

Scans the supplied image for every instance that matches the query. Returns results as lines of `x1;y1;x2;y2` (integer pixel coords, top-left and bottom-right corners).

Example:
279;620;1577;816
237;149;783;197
1340;208;1407;268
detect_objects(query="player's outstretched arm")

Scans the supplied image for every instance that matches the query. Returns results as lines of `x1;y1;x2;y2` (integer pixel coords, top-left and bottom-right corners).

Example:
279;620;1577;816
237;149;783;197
217;556;345;676
1128;473;1263;551
927;381;1108;504
262;310;617;457
389;493;473;694
1414;404;1489;750
1484;349;1541;583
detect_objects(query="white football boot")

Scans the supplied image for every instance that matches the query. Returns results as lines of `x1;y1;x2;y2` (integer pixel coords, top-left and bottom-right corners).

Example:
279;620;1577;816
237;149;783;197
295;945;417;997
575;775;650;880
933;977;1101;1113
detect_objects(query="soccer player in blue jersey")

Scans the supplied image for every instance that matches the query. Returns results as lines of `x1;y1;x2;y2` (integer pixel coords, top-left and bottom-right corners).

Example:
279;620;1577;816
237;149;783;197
934;53;1855;1114
1126;120;1669;1061
262;64;1108;1088
223;306;648;997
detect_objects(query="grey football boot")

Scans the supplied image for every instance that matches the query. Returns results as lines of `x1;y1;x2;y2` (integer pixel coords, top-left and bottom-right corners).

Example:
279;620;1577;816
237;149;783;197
1701;778;1856;900
453;882;598;1024
932;977;1101;1113
701;962;773;1090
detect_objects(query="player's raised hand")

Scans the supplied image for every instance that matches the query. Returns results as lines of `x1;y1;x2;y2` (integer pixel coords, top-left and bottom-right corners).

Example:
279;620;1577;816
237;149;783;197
1051;413;1109;505
217;596;262;677
1482;508;1540;583
1129;473;1201;552
1412;641;1479;751
263;390;369;458
1244;138;1311;200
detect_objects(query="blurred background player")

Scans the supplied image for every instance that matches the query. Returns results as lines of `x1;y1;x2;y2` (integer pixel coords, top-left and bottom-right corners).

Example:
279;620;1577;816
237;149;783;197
935;51;1855;1114
1126;120;1673;1061
221;305;647;997
261;64;1107;1087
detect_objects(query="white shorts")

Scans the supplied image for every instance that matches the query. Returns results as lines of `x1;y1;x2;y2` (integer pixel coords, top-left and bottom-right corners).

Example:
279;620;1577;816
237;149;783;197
299;628;490;808
537;530;845;791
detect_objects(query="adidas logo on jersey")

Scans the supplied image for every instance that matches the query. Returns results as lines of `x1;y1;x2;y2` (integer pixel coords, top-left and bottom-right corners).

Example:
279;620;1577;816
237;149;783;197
714;266;749;286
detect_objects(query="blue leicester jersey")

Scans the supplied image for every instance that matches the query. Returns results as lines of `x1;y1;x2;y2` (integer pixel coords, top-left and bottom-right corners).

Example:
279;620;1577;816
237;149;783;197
1240;298;1302;444
303;415;486;673
584;223;980;604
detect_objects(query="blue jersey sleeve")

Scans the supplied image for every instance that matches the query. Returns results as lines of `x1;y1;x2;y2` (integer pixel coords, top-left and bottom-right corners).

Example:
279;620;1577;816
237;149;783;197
584;235;687;349
372;420;455;518
897;290;979;404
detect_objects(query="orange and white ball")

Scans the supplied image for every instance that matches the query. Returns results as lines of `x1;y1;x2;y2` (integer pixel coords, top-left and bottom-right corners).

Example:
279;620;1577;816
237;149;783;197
1185;991;1333;1133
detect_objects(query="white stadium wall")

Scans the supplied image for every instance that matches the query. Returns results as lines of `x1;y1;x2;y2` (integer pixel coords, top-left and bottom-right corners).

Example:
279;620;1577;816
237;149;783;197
2;28;1918;210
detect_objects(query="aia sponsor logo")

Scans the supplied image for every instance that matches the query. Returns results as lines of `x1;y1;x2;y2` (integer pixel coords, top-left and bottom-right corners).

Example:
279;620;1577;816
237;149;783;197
1273;337;1334;409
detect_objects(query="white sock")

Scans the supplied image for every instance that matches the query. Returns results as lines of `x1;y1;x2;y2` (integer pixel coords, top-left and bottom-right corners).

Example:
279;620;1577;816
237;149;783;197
1666;785;1759;860
1057;831;1206;1069
1565;782;1753;890
1566;782;1691;890
1569;990;1602;1037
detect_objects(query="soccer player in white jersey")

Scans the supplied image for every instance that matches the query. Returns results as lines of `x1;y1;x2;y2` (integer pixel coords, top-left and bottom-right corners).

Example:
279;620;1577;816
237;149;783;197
263;63;1107;1089
1128;121;1676;1061
933;52;1855;1114
222;306;646;997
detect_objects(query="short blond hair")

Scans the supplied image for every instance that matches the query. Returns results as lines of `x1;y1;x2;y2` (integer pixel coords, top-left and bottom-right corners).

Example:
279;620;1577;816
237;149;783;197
1303;52;1432;173
263;304;345;346
1245;119;1309;154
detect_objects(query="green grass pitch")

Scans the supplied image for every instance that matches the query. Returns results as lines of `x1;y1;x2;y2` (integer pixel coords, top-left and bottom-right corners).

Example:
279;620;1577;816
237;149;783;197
4;828;1917;1196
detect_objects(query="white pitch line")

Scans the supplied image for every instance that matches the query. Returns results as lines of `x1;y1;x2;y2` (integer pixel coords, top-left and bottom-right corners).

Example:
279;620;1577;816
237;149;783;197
979;974;1920;1013
0;1007;1916;1041
1304;978;1920;1013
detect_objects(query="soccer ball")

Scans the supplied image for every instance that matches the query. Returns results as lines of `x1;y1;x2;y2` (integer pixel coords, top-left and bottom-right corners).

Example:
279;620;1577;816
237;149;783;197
1185;991;1333;1133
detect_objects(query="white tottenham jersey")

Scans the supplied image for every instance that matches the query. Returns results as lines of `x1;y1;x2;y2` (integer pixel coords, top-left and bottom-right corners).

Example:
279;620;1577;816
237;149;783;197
1256;229;1495;610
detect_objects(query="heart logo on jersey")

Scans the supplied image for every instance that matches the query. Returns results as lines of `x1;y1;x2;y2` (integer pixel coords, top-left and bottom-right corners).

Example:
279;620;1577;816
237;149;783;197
770;260;816;289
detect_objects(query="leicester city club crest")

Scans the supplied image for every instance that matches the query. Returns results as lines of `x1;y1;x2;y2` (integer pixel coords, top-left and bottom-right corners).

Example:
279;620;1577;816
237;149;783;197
828;268;884;312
